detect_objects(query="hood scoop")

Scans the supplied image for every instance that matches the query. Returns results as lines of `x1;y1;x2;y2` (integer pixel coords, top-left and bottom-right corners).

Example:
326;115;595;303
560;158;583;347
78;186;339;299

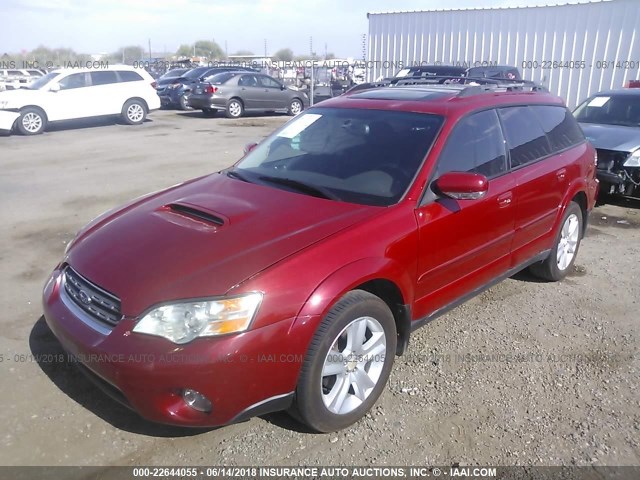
166;202;225;226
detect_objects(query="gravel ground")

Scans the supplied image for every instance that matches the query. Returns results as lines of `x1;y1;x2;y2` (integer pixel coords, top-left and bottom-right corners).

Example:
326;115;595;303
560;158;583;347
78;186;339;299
0;110;638;468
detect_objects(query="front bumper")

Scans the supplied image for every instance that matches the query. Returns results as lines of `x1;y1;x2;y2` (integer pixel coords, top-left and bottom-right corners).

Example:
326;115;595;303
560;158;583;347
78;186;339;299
42;267;308;426
0;110;20;131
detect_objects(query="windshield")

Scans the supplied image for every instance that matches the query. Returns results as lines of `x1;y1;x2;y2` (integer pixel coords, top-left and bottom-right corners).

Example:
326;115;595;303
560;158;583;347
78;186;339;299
183;67;209;79
160;68;188;79
27;72;60;89
234;108;443;206
574;94;640;127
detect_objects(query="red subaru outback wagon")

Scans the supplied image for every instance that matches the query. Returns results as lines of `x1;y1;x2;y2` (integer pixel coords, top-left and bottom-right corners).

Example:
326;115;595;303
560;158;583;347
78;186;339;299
43;84;598;432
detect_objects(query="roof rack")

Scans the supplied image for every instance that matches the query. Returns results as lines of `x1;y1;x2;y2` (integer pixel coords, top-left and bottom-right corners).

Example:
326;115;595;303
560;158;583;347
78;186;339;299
386;76;548;97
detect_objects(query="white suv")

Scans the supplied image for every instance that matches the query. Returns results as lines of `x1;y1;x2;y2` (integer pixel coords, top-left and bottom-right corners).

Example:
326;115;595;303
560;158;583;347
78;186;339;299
0;65;161;135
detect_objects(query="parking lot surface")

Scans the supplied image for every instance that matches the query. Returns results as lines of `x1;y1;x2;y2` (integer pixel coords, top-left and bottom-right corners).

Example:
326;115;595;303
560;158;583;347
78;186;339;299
1;110;638;466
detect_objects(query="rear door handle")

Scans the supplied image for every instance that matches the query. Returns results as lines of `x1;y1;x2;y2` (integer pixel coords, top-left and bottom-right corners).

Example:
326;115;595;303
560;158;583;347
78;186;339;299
556;169;566;181
497;191;513;208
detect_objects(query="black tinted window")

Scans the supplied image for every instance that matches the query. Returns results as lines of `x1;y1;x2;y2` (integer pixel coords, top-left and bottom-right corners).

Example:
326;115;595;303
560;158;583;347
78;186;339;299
574;94;640;127
90;71;118;85
238;75;258;87
118;70;143;82
531;105;584;151
59;73;88;89
436;109;507;178
204;72;235;84
499;106;552;168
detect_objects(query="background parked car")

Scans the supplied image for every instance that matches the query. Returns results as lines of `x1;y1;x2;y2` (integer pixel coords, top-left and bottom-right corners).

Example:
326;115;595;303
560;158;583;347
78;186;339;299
574;88;640;199
0;68;44;91
0;65;160;135
188;71;309;118
157;66;258;110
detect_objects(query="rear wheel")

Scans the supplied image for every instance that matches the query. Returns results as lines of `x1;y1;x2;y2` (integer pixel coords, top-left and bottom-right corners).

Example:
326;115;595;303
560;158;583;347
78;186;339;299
179;94;193;111
121;99;146;125
16;107;47;135
226;98;244;118
530;202;583;281
290;290;396;432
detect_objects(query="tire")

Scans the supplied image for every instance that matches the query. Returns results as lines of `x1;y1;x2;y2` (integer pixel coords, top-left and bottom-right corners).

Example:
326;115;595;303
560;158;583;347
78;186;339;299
202;108;217;117
121;99;147;125
179;94;193;111
288;98;303;116
529;202;583;281
290;290;396;432
16;107;47;135
225;98;244;119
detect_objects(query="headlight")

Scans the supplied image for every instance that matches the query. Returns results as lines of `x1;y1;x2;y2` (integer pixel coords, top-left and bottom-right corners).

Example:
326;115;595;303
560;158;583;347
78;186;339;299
169;83;181;89
623;150;640;167
133;293;263;344
0;100;8;108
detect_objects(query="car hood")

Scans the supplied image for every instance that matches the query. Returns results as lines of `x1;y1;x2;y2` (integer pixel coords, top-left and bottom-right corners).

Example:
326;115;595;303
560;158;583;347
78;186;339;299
0;88;41;106
580;123;640;153
67;173;378;316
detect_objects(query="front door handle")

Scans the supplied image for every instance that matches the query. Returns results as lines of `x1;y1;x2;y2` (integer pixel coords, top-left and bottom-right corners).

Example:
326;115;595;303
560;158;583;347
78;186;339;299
497;191;513;208
556;169;566;181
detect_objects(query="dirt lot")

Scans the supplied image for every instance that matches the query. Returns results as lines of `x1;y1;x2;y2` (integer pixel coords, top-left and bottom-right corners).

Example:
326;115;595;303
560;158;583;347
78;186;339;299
0;110;638;468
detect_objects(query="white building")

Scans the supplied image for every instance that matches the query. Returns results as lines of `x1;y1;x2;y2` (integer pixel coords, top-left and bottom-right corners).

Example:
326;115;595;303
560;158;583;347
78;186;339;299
367;0;639;107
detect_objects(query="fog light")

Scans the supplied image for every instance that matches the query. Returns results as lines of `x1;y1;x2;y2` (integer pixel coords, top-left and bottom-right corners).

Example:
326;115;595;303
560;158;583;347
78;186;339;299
182;388;212;413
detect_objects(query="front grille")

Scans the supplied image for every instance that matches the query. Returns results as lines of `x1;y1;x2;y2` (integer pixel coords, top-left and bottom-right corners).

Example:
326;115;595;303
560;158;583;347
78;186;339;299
63;267;122;327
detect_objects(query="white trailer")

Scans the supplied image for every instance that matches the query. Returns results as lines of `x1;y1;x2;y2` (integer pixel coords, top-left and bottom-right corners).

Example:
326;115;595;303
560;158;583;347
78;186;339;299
367;0;639;107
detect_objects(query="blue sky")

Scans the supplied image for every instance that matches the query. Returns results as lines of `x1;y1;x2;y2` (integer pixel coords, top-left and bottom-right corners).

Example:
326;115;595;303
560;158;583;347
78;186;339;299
0;0;597;57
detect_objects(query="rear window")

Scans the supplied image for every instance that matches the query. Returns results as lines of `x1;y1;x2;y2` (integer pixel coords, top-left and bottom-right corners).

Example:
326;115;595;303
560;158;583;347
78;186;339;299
118;70;144;82
203;72;235;84
531;105;584;151
90;71;118;85
499;106;552;168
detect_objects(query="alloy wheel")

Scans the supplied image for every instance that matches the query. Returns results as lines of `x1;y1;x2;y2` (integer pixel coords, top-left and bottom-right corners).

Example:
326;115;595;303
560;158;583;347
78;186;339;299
557;213;580;270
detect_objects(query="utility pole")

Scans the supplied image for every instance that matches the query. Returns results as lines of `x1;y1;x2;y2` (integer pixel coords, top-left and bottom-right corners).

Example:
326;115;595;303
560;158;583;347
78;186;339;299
148;38;152;61
362;34;366;61
225;40;228;60
309;36;313;57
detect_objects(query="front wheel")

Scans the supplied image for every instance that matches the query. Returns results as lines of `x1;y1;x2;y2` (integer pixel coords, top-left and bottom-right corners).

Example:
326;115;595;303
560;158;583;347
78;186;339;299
290;290;396;432
17;107;47;135
179;94;193;111
288;98;303;116
121;99;147;125
530;202;583;281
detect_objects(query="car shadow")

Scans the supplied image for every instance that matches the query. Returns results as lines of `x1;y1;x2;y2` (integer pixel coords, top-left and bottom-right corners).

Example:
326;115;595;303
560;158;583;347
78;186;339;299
46;117;153;133
597;194;640;210
29;316;213;437
175;111;289;119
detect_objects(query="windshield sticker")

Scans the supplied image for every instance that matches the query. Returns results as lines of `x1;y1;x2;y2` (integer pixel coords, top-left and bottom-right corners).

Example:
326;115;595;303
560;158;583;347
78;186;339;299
588;96;610;108
277;114;322;138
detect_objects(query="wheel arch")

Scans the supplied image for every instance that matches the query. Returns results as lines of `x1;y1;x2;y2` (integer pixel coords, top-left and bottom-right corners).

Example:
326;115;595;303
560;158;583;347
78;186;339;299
20;105;49;122
293;257;414;357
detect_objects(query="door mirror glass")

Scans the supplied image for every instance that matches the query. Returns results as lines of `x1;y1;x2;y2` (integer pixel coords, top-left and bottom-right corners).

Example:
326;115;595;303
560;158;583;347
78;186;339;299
433;172;488;200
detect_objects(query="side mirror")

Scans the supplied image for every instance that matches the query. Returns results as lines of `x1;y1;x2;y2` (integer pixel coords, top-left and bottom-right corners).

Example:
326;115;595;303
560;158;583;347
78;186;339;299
280;84;286;90
49;83;60;92
243;142;258;154
433;172;488;200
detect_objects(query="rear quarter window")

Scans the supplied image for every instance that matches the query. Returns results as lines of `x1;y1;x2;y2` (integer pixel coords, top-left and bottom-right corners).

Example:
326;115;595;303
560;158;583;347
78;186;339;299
117;70;144;82
531;105;584;151
499;106;552;168
90;71;118;86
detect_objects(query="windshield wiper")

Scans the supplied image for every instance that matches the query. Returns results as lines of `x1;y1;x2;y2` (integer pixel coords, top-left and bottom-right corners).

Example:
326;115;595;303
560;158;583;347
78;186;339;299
226;169;253;183
258;175;340;201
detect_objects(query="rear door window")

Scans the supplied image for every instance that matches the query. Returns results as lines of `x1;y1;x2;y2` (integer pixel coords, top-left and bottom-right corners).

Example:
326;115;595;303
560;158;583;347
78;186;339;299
238;75;259;87
259;76;282;89
531;105;585;151
498;106;552;168
90;71;118;86
435;109;507;178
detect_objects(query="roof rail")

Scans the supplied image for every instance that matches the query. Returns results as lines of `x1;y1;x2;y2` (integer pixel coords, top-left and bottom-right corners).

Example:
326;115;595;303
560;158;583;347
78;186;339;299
388;76;548;97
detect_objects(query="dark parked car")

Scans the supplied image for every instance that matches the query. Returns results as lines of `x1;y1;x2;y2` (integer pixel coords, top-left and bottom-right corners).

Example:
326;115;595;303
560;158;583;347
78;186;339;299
347;65;467;94
44;83;597;432
466;65;523;81
188;71;309;118
157;66;258;110
574;88;640;199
